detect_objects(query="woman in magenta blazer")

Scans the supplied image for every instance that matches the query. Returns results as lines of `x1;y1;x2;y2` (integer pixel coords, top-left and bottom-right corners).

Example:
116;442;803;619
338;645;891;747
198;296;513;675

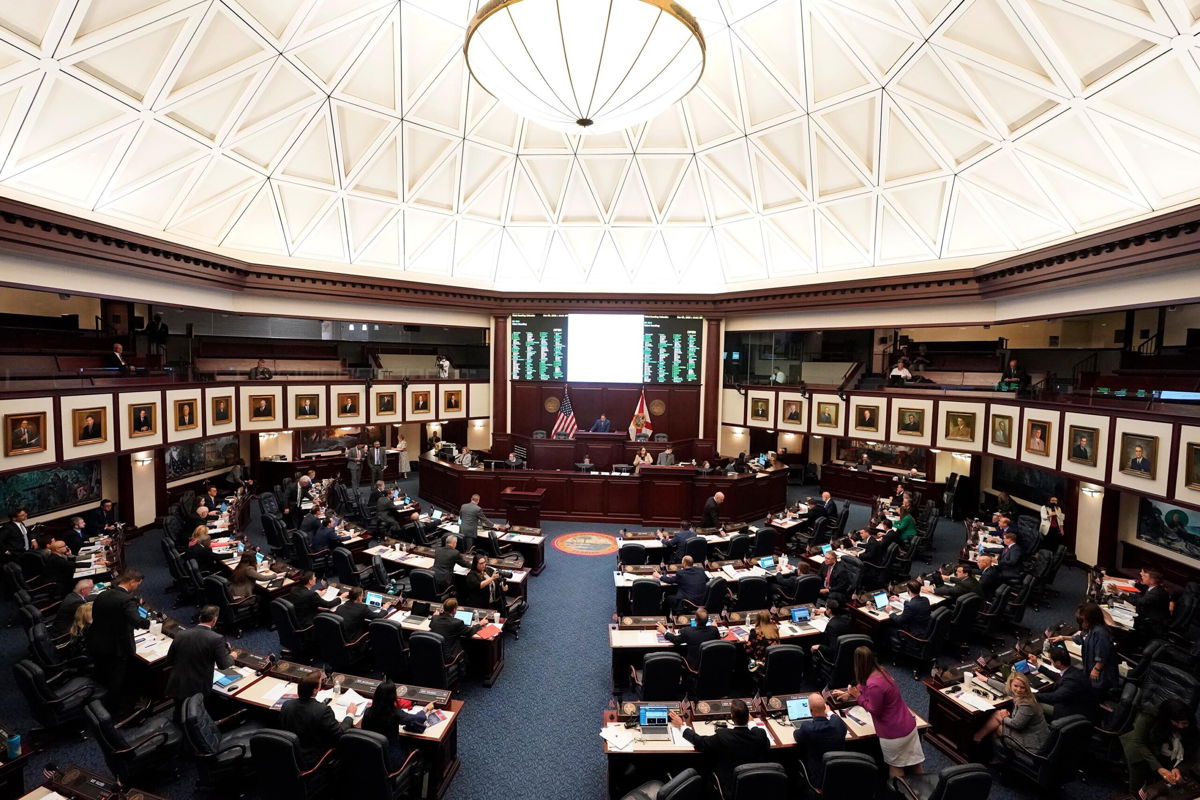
834;646;925;777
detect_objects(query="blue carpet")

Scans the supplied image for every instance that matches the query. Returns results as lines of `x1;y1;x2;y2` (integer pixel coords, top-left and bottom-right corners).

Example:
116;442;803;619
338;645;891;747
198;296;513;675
0;479;1124;799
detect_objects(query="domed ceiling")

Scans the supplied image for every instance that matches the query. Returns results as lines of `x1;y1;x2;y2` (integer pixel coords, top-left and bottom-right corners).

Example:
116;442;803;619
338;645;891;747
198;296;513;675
0;0;1198;293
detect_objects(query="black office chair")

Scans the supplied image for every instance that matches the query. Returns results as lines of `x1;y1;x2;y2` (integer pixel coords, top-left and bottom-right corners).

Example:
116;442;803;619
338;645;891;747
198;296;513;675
1002;574;1036;629
821;751;877;798
725;534;751;561
762;645;806;695
630;579;664;616
687;640;737;699
180;692;260;789
27;621;90;675
262;515;293;559
620;767;703;800
683;577;729;616
894;605;952;679
816;634;872;689
630;652;684;701
734;576;769;611
409;631;464;691
751;532;775;558
333;547;373;587
859;543;897;590
293;532;333;575
13;659;101;736
720;762;787;800
1140;662;1200;711
683;537;708;564
180;558;207;607
204;574;258;637
336;728;423;800
619;544;648;566
369;618;410;683
313;612;371;672
1091;682;1140;761
773;573;822;605
532;430;547;439
84;699;182;784
970;583;1013;644
946;592;983;656
270;598;316;660
257;491;284;521
994;714;1092;791
892;762;991;800
408;569;449;602
372;555;404;592
251;729;334;800
484;530;525;568
2;561;56;607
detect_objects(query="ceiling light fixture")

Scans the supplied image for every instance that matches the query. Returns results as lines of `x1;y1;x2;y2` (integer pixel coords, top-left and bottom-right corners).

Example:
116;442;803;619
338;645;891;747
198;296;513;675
464;0;705;134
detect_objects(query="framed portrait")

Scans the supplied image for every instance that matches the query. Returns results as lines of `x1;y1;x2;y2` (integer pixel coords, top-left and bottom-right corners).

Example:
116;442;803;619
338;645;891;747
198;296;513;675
990;414;1013;447
411;391;431;414
1120;432;1158;479
248;395;275;421
854;404;880;432
1186;443;1200;490
72;408;106;446
781;400;802;423
1067;425;1100;467
173;399;199;431
4;412;46;456
210;395;233;425
815;402;839;428
443;390;462;412
750;398;769;421
896;407;924;436
1024;419;1051;456
376;392;397;416
336;393;359;418
129;403;157;437
295;394;320;420
944;412;976;442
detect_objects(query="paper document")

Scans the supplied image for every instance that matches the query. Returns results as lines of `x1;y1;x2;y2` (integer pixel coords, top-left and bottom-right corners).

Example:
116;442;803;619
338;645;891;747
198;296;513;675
600;726;635;752
953;690;995;712
669;724;691;747
319;587;339;602
261;681;292;706
808;615;829;632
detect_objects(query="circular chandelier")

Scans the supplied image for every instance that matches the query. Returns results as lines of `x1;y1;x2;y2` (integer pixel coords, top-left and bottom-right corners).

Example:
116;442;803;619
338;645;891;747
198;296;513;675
464;0;705;135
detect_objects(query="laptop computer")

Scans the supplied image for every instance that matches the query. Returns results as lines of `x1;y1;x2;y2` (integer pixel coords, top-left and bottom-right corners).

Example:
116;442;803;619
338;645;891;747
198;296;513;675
639;706;671;741
266;576;285;589
786;697;813;721
431;509;443;521
790;606;811;624
759;556;775;569
872;592;889;611
820;543;833;555
365;591;384;609
406;601;432;626
454;609;475;626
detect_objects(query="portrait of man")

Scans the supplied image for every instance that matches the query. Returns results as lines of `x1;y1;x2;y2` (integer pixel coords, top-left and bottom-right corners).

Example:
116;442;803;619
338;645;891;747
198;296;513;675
855;404;879;432
782;400;801;422
1025;420;1050;455
944;412;975;442
1187;443;1200;490
897;408;924;436
816;402;838;428
412;391;430;414
73;408;105;445
750;399;769;421
1068;426;1099;467
990;415;1012;447
174;400;197;431
5;412;46;456
250;396;275;420
444;390;462;412
295;395;319;420
337;393;359;417
1121;433;1157;478
211;396;232;424
130;404;156;436
376;392;396;415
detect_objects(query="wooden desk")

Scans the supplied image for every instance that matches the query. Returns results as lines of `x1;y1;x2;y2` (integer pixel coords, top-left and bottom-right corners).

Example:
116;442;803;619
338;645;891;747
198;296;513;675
21;767;166;800
495;432;716;471
923;678;1012;763
820;464;944;509
365;542;531;602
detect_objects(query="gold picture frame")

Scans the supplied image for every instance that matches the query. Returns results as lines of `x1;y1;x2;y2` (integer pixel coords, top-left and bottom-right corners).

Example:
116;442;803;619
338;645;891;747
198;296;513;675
4;412;47;456
129;403;157;437
815;402;839;428
173;399;199;431
854;404;880;432
72;407;106;446
295;394;320;420
750;398;769;421
1067;425;1099;467
411;391;431;414
376;392;397;416
944;411;976;442
443;390;462;413
896;407;924;437
249;395;275;421
336;392;359;418
1119;432;1158;479
1024;419;1051;456
210;395;233;426
990;414;1012;447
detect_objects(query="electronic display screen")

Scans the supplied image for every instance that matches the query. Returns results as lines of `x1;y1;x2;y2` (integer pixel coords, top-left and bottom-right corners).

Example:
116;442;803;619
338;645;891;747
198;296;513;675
511;314;567;381
639;706;668;726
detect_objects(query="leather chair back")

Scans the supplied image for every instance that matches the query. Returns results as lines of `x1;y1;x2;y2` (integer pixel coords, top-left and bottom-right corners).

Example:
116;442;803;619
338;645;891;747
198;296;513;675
640;652;684;701
683;537;708;563
630;579;663;616
369;618;409;681
408;569;440;601
822;751;877;798
928;763;992;800
314;612;364;670
731;762;788;799
270;598;311;657
827;634;873;688
763;645;806;696
659;768;703;800
694;640;737;699
790;574;823;604
338;728;416;799
251;730;308;800
409;631;453;689
702;577;729;616
726;535;751;560
332;547;360;586
751;532;775;558
371;555;391;589
734;576;769;611
619;544;647;566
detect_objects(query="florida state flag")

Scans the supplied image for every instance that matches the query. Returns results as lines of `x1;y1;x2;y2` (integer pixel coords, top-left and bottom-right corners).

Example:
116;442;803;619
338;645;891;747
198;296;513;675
628;390;653;440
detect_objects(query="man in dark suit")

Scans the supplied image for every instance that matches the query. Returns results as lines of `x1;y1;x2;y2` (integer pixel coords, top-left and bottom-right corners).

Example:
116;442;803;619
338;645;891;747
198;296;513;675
78;414;102;441
289;571;342;625
429;599;480;663
280;672;352;769
297;398;316;417
998;531;1024;582
888;579;932;651
589;414;612;432
368;440;387;485
367;481;388;506
654;555;708;614
0;507;32;557
811;601;853;664
106;342;129;373
818;552;852;603
457;494;491;552
1071;434;1092;462
1036;646;1097;721
133;408;153;431
1132;567;1171;645
165;605;235;718
856;529;886;564
927;564;980;599
54;579;93;632
657;521;697;564
700;492;724;529
374;493;403;536
1128;445;1152;474
309;518;350;555
657;606;721;670
200;485;221;515
668;699;769;795
899;413;921;432
85;499;118;538
792;693;847;791
177;404;195;428
87;569;149;712
504;452;525;469
820;491;837;519
335;586;386;640
250;399;272;418
400;511;429;545
976;554;1001;599
432;535;470;590
300;502;324;536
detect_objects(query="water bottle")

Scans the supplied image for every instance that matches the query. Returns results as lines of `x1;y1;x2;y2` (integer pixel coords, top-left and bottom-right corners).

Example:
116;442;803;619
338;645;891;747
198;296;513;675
7;733;20;760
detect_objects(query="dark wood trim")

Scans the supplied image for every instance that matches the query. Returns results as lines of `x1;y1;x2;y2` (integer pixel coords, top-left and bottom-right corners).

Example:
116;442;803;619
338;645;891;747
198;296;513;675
2;197;1200;315
702;318;721;440
1096;488;1122;569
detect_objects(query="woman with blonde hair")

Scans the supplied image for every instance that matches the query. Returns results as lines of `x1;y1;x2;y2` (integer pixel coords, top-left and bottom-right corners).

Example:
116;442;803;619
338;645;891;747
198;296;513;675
973;670;1050;750
68;602;93;657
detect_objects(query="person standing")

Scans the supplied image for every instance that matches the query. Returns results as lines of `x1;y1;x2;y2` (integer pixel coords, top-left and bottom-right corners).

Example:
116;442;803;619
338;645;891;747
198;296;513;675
701;491;724;529
1040;497;1066;551
368;440;388;486
436;355;450;379
143;313;169;356
589;414;612;432
165;605;235;719
1049;602;1119;693
457;494;491;553
396;434;410;480
87;569;150;712
346;443;366;488
834;647;924;778
655;446;676;466
0;507;33;558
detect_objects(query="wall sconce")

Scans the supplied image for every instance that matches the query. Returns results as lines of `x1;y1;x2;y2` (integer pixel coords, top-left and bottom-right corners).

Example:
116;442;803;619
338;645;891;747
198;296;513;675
473;421;485;430
811;435;823;441
952;452;971;460
731;428;745;437
1082;486;1102;497
929;448;941;454
133;455;153;466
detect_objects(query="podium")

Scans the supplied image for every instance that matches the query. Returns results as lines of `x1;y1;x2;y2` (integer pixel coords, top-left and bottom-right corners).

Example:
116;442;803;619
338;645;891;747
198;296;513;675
574;431;628;469
501;487;545;528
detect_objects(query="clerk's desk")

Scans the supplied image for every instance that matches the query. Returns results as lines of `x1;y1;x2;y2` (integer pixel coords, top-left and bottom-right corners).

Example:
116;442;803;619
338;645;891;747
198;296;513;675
601;697;930;798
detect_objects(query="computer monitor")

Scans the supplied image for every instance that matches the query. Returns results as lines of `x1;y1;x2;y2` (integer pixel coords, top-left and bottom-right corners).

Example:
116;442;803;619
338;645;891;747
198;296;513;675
237;542;245;553
454;609;475;626
137;606;150;620
786;697;812;721
639;706;669;727
575;463;595;472
758;556;775;569
790;606;811;623
255;553;265;565
431;509;443;521
820;543;833;555
872;592;889;610
365;592;384;608
757;453;767;466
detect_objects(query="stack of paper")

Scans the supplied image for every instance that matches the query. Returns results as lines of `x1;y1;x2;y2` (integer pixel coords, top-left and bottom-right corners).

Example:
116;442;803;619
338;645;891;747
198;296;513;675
808;616;829;632
600;725;635;751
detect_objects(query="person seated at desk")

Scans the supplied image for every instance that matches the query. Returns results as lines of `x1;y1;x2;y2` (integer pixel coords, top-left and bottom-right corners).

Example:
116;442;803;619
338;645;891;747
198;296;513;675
368;481;388;506
433;535;471;591
875;517;899;548
923;563;980;599
856;453;872;471
230;552;276;600
400;511;430;545
31;533;76;593
653;555;707;614
811;601;853;663
375;495;403;537
893;504;917;545
504;452;525;469
336;585;387;639
1131;567;1172;647
889;484;908;507
589;414;612;432
856;528;887;564
887;579;932;651
184;499;209;533
973;671;1049;753
995;492;1015;517
657;521;696;564
632;447;653;474
1031;645;1097;721
666;699;769;797
998;358;1029;392
281;672;353;770
200;484;222;516
820;491;837;519
576;455;595;472
1121;697;1196;794
310;517;351;554
186;529;230;577
361;680;434;764
300;502;325;536
86;498;119;540
727;452;751;474
55;579;93;633
793;692;847;793
1048;602;1118;693
887;359;912;386
463;554;508;614
429;599;481;663
975;555;1001;599
695;460;714;475
656;606;721;670
818;551;852;603
997;531;1024;582
290;571;343;625
746;613;779;677
656;446;676;466
454;447;479;468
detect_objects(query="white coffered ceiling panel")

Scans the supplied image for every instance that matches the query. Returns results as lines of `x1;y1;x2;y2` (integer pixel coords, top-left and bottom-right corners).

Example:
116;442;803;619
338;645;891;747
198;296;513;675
1;0;1199;293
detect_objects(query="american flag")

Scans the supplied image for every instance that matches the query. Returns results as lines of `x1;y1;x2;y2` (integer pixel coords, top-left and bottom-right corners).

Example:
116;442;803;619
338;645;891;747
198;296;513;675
551;387;578;439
